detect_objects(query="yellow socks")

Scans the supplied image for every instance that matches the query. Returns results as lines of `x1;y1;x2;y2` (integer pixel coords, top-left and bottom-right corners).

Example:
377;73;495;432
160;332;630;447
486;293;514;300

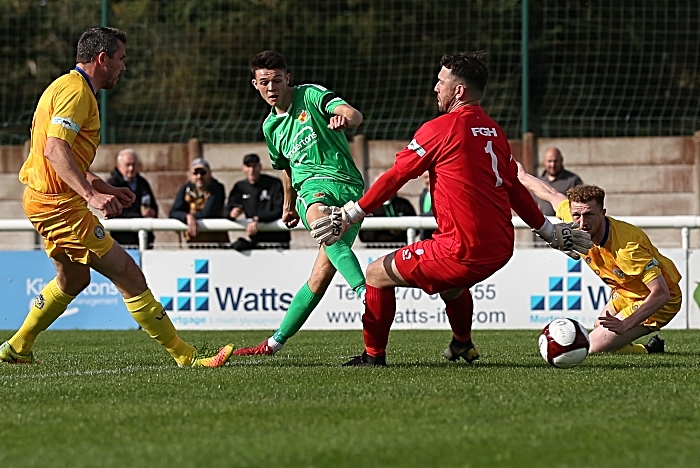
8;278;75;354
124;289;195;366
615;343;648;354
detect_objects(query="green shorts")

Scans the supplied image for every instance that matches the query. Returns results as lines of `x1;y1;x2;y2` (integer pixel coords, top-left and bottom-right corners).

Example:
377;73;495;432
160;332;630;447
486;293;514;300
296;179;364;242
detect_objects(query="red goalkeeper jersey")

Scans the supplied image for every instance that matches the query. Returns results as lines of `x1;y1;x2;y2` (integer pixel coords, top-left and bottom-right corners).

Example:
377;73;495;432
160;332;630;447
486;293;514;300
359;105;544;262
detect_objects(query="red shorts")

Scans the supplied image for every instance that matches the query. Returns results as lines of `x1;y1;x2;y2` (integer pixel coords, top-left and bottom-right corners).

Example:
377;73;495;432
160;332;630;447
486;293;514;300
394;240;511;295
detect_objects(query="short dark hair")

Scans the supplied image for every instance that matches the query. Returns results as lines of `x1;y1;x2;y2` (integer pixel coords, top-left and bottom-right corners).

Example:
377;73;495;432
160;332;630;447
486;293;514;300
440;51;489;95
250;51;288;76
76;27;127;63
567;185;606;208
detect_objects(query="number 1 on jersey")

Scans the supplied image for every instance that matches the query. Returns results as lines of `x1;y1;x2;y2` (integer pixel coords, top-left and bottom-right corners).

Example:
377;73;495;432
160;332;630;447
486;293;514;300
484;140;503;187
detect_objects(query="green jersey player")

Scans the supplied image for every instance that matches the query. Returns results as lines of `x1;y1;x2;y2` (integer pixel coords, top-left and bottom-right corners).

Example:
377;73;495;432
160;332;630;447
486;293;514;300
233;50;366;356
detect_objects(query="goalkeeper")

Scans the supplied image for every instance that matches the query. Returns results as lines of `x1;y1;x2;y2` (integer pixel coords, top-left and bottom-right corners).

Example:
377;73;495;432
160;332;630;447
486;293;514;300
311;51;592;366
517;164;678;355
232;51;367;356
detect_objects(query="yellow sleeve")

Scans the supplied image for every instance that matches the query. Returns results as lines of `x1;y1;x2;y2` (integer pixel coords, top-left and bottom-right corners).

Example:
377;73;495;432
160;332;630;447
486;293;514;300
554;199;573;223
46;84;92;147
616;242;663;284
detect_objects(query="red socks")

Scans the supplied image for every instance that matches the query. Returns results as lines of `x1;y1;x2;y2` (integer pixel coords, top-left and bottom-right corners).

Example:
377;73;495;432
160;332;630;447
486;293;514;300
362;285;396;357
445;290;474;342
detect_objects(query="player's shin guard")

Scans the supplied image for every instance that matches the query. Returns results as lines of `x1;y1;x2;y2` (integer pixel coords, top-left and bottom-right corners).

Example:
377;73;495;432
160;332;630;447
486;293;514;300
363;285;396;357
273;282;323;344
324;228;365;296
124;289;196;366
8;278;75;354
445;289;474;342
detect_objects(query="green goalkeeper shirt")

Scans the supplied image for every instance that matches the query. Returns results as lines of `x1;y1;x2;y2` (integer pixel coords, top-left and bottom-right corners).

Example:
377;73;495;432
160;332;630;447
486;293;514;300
262;84;364;191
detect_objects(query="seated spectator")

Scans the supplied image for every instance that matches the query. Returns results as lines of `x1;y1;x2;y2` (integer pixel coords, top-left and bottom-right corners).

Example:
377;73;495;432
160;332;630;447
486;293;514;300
169;158;229;247
359;173;416;247
418;171;434;240
106;148;158;248
226;153;290;251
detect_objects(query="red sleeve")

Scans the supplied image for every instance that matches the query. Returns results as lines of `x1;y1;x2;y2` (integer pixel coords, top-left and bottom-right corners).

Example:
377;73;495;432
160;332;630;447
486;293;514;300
358;123;439;214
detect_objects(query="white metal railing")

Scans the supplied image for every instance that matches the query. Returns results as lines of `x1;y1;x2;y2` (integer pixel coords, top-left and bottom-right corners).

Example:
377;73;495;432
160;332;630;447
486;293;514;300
0;215;697;251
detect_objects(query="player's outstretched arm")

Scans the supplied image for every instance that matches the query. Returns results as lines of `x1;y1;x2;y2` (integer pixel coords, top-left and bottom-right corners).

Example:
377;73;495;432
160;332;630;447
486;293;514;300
309;201;366;246
516;161;566;209
513;162;592;258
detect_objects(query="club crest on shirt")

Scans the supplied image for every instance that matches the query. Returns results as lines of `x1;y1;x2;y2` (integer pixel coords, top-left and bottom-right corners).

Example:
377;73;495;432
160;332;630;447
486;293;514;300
94;225;106;239
297;109;309;123
613;267;625;278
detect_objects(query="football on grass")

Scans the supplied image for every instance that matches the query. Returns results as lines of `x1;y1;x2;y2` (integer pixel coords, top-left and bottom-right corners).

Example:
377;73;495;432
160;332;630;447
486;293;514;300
538;318;590;368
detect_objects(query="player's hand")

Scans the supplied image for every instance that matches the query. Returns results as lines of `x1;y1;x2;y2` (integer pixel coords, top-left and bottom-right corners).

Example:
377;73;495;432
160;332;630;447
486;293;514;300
87;192;123;219
598;311;628;335
310;205;347;245
327;115;349;131
112;186;136;208
535;219;592;258
282;207;300;229
310;201;366;246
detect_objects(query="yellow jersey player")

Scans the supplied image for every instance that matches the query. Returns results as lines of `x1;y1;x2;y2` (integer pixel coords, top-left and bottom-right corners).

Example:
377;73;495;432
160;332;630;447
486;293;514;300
518;162;679;354
0;27;233;367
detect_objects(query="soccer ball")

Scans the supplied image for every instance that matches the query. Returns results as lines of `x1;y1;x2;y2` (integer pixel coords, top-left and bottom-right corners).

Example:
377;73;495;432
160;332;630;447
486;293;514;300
538;318;590;368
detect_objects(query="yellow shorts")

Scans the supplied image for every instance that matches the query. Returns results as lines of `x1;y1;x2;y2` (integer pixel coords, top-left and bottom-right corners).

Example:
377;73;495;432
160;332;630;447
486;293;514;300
611;290;682;331
23;187;114;264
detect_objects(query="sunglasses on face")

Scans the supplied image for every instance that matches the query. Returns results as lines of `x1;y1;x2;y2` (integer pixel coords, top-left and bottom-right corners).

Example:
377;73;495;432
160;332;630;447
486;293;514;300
192;169;207;176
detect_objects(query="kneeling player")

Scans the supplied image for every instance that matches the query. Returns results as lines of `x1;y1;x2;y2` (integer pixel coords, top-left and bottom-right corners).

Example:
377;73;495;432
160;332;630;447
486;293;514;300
518;164;679;354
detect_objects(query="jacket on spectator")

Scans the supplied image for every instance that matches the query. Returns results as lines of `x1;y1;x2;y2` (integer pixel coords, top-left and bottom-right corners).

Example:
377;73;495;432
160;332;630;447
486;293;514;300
226;174;290;247
106;167;158;248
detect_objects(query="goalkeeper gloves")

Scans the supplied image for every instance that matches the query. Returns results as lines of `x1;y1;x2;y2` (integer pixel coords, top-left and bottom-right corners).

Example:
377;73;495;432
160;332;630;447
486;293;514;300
535;219;593;260
309;200;366;246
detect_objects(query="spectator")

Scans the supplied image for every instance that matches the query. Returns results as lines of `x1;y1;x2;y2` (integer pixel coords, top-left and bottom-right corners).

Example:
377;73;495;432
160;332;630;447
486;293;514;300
106;148;158;248
226;153;289;251
359;172;416;246
535;147;583;216
169;158;229;247
418;171;434;240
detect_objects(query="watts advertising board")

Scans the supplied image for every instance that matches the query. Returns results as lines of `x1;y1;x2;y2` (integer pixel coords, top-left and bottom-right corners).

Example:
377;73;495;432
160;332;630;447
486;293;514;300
143;248;690;330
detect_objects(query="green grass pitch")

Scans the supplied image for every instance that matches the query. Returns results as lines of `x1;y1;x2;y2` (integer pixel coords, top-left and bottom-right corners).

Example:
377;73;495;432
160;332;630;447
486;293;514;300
2;329;700;467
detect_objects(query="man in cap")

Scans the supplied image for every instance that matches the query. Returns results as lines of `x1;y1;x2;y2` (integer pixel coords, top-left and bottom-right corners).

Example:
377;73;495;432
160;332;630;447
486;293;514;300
169;158;229;246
